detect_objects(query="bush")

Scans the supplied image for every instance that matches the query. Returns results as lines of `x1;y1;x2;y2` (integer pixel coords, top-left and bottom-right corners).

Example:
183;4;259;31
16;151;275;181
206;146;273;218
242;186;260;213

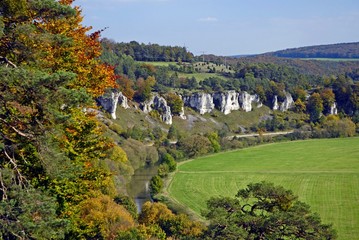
161;153;176;172
149;175;163;196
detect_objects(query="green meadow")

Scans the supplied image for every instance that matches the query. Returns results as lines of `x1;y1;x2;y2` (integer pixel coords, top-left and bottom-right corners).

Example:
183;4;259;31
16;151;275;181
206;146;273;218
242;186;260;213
167;138;359;240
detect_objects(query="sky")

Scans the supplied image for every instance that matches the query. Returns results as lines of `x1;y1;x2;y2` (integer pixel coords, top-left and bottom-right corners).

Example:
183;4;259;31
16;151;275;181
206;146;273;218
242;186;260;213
75;0;359;56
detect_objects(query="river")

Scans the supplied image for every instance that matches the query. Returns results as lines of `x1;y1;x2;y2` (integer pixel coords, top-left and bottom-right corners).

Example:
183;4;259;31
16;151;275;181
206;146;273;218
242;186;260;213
127;164;159;212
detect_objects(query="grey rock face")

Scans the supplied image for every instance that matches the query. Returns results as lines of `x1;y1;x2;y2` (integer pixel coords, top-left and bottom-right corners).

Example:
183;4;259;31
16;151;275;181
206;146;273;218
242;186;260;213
97;90;130;119
97;91;121;119
118;92;129;109
272;95;279;110
183;92;214;115
141;95;172;125
179;106;187;120
330;102;338;115
279;92;294;112
213;90;240;115
239;91;261;112
273;92;294;112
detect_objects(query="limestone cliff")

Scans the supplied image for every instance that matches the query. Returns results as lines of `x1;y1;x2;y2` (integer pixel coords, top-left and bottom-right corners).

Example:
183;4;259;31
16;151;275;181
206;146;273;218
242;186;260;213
272;95;279;111
213;90;240;115
279;92;294;112
118;92;130;109
272;92;294;112
239;91;261;112
183;92;215;115
140;95;172;125
330;102;338;115
96;90;121;119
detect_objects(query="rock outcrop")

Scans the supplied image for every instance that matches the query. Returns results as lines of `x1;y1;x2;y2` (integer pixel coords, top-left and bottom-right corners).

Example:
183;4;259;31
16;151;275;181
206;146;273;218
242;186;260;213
118;92;129;109
272;92;294;112
179;106;187;120
97;90;130;119
330;102;338;115
213;90;240;115
96;91;121;119
279;92;294;112
183;92;214;114
272;96;279;111
183;91;262;114
141;95;172;125
239;91;261;112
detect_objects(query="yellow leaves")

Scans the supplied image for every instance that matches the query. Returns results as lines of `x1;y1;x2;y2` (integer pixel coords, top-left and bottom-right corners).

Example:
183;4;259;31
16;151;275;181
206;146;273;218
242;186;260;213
108;145;128;164
79;194;135;240
2;1;117;97
139;201;174;225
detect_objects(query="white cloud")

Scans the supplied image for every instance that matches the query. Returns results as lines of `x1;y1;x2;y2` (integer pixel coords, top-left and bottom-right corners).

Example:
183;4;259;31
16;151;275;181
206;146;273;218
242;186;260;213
198;17;218;22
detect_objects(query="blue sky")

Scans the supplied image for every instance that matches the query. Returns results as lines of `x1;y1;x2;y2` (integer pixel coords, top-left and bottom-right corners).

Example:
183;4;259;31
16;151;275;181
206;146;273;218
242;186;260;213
75;0;359;56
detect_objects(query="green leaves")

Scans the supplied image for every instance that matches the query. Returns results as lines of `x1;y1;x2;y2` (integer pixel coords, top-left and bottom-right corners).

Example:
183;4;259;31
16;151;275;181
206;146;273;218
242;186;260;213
0;174;69;239
204;182;337;240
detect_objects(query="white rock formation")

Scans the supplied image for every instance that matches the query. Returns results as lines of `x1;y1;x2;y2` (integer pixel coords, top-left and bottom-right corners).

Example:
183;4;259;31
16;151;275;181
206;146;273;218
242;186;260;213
213;90;240;115
273;92;294;112
118;92;129;109
272;95;279;110
97;91;121;119
179;106;187;120
141;95;172;125
239;91;261;112
183;92;214;114
330;102;338;115
279;92;294;112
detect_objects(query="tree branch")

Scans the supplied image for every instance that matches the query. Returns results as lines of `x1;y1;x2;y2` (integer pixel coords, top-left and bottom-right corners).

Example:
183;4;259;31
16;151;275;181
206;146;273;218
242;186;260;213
0;172;8;200
3;148;28;187
0;56;17;68
0;118;34;139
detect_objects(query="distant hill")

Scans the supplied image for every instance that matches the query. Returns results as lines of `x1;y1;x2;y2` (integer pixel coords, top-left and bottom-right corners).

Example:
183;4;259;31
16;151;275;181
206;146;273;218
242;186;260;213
264;42;359;59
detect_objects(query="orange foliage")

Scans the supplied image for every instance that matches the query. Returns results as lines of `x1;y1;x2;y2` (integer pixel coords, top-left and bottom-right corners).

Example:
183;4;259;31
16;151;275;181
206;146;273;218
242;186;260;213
80;194;135;240
117;75;135;100
138;201;174;225
34;5;117;96
1;1;117;97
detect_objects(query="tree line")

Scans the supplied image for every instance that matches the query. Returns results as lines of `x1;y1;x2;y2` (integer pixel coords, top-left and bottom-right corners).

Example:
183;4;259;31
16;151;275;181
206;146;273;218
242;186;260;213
101;38;194;62
266;42;359;59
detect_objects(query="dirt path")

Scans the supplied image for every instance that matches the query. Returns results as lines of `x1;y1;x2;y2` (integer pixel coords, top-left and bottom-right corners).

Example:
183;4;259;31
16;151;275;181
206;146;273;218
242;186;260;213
227;130;294;140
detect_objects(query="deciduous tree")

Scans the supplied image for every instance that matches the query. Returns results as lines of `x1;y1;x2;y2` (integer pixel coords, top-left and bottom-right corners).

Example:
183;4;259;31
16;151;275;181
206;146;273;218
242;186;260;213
203;182;337;240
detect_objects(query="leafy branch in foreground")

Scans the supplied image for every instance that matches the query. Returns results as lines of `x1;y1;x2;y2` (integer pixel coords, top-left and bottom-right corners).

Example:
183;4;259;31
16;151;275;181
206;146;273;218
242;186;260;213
203;181;336;240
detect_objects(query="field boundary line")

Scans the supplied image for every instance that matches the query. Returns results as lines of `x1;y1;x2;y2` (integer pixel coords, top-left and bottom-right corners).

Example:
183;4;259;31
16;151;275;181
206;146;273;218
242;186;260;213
177;170;359;174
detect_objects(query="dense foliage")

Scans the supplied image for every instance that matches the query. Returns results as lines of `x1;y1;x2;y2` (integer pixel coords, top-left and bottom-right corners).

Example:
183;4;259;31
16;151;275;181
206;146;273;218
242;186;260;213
203;182;337;240
101;38;194;62
1;1;357;239
266;42;359;59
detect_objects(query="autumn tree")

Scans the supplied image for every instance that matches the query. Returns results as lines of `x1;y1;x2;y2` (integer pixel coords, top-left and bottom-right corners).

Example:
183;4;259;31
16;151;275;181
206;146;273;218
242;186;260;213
320;88;336;114
179;134;213;157
78;194;135;239
134;76;156;102
307;92;324;122
165;92;184;115
117;75;135;100
139;202;205;239
294;98;306;113
0;0;128;238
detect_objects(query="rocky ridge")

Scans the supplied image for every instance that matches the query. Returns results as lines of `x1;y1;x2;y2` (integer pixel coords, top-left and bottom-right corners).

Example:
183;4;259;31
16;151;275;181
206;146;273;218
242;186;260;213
97;90;336;125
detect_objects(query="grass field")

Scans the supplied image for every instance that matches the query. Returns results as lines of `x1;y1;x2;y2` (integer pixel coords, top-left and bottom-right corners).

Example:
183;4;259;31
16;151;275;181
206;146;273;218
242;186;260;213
138;61;177;67
167;138;359;240
177;72;229;82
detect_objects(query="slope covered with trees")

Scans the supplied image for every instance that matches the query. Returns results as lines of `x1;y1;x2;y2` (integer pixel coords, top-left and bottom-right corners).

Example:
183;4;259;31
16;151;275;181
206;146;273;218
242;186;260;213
265;42;359;59
0;1;204;239
0;1;355;239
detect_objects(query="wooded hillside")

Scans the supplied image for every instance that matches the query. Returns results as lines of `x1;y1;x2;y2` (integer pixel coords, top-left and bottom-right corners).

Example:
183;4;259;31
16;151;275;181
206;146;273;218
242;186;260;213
265;42;359;59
